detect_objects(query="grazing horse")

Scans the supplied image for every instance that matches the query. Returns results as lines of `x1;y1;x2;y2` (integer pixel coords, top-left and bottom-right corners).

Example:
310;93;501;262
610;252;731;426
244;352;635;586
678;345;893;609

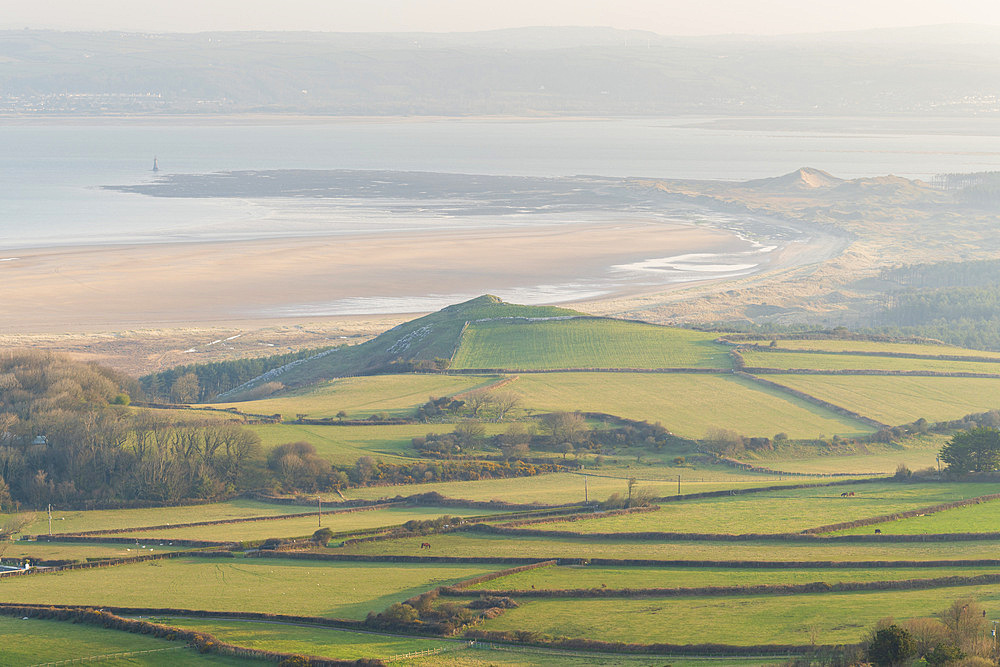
420;542;431;549
874;529;882;534
841;492;856;497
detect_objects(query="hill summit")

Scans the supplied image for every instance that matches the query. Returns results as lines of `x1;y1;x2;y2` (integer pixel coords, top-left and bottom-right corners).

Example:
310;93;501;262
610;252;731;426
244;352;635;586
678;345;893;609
742;167;844;192
221;296;583;398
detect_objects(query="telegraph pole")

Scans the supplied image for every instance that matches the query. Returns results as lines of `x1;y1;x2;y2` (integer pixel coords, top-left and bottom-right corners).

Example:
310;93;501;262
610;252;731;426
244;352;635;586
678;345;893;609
677;475;681;495
317;496;322;527
584;477;588;503
47;504;52;536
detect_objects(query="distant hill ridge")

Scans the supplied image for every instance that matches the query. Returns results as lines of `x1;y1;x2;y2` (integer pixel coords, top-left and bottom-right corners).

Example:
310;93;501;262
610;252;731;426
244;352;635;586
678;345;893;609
219;296;583;399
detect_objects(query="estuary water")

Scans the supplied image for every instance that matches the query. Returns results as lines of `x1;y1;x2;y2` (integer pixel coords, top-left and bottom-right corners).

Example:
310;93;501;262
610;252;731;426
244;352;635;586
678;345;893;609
2;116;1000;319
3;115;1000;251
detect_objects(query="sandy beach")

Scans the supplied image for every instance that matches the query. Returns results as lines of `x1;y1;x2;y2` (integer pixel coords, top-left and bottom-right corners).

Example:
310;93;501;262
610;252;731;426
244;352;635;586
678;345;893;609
1;219;745;331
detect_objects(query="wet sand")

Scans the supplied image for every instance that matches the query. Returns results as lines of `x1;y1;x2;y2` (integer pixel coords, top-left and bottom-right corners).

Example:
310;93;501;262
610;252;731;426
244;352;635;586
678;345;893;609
0;219;744;334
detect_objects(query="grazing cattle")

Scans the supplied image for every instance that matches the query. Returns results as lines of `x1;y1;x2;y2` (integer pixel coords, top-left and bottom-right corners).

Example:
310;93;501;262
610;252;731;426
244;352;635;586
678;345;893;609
420;542;431;549
841;492;856;497
874;529;882;534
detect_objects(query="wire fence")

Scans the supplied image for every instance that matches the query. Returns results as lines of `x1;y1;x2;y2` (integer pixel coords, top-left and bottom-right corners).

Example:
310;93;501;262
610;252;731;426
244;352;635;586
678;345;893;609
29;645;187;666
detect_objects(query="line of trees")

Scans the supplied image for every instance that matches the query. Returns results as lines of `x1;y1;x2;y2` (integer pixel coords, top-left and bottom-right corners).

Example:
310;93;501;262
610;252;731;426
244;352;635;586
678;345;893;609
139;346;334;403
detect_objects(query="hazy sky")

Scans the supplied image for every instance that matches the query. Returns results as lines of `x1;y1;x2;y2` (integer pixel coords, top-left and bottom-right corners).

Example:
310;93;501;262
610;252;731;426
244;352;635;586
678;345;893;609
5;0;1000;35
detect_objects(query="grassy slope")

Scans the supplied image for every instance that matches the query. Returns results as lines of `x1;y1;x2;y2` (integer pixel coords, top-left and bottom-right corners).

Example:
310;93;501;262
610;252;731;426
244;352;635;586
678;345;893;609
510;372;873;438
452;318;730;370
213;373;498;420
0;558;499;620
768;375;1000;425
338;470;824;505
161;618;454;660
764;339;1000;358
14;499;317;536
742;349;1000;373
534;483;1000;534
339;531;1000;562
117;506;499;541
251;422;511;465
468;564;1000;590
253;296;581;390
159;619;763;667
478;585;1000;645
0;616;245;665
832;498;1000;535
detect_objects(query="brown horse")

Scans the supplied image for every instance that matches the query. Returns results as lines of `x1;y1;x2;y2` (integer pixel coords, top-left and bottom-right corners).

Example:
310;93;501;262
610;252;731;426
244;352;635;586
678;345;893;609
420;542;431;549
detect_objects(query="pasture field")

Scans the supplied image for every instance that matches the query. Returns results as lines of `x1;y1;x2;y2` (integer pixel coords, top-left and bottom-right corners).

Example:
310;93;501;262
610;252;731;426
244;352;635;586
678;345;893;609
746;437;944;475
754;339;1000;358
767;375;1000;425
0;615;246;665
11;499;318;537
832;498;1000;535
2;542;190;561
740;349;1000;373
451;318;730;370
509;372;873;439
338;471;828;505
212;374;498;420
158;618;784;667
251;422;468;465
0;558;499;619
338;531;1000;562
115;506;501;542
159;618;455;660
475;584;1000;645
466;564;1000;590
531;482;999;535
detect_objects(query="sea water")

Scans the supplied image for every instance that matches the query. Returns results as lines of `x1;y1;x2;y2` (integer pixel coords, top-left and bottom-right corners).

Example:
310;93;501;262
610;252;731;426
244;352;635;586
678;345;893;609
3;115;1000;251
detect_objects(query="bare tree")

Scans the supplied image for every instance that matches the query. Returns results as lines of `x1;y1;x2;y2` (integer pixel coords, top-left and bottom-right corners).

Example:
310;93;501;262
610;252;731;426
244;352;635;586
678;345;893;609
490;391;521;422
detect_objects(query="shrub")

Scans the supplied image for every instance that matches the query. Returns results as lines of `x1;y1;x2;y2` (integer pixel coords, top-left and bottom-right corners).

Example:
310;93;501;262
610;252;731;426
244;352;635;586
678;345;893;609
865;624;917;666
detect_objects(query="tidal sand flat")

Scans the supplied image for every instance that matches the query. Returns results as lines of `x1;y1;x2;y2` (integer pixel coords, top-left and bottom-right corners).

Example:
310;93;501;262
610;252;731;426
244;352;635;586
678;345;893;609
0;220;742;332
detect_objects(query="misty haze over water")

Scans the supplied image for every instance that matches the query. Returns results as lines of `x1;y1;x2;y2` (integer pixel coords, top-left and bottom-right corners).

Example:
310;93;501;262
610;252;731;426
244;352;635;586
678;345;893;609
4;116;1000;250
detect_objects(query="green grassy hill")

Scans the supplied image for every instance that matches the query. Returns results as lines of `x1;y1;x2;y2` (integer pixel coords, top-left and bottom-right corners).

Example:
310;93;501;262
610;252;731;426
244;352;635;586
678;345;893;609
223;295;580;398
451;318;730;370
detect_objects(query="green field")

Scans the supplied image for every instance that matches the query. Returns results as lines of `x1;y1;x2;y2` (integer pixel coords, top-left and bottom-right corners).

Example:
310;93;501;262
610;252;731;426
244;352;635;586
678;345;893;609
477;585;1000;645
2;541;191;561
213;373;498;420
832;497;1000;535
451;318;730;370
768;374;1000;425
758;339;1000;358
746;436;944;475
521;482;1000;534
510;372;874;439
10;499;317;537
467;563;1000;590
161;617;456;661
0;558;499;619
0;615;245;665
158;618;786;667
160;618;774;667
338;531;1000;562
251;421;511;465
339;471;830;505
741;349;1000;373
116;506;499;542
